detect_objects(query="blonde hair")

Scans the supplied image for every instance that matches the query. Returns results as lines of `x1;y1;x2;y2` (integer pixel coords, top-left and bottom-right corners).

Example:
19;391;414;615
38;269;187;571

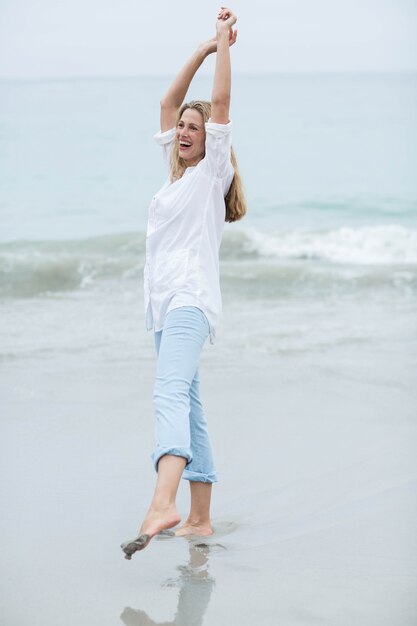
170;100;247;223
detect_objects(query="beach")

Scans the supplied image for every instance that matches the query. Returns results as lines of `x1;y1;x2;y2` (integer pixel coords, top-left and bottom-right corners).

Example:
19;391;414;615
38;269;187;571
1;278;416;625
1;73;417;624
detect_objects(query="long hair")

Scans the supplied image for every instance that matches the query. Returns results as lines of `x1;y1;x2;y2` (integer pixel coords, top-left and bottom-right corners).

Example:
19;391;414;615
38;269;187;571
169;100;247;223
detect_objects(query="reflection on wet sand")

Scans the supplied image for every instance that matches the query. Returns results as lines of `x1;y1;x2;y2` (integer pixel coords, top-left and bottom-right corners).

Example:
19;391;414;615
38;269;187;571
121;541;218;626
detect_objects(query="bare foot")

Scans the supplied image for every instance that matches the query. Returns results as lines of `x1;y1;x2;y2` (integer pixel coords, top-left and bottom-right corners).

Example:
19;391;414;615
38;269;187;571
140;507;181;538
175;523;213;537
121;507;181;559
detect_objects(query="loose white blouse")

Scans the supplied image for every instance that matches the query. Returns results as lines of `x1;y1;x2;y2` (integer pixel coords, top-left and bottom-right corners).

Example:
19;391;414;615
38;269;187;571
144;120;234;344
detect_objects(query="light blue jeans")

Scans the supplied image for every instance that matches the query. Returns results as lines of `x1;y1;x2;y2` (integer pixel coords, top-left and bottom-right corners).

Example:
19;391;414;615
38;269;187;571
151;306;218;483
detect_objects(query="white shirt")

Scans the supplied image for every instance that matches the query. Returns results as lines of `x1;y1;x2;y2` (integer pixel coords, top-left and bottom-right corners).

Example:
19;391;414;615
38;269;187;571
144;120;234;345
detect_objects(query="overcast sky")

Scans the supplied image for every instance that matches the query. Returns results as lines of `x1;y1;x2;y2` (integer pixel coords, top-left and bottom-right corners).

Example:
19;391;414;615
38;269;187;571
0;0;416;79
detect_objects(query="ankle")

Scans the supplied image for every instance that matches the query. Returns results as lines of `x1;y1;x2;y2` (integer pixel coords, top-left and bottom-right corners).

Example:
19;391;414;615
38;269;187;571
149;500;176;513
184;517;211;528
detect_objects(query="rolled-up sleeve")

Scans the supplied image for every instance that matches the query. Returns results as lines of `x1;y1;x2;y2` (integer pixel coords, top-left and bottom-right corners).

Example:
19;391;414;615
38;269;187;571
200;119;234;179
153;127;176;170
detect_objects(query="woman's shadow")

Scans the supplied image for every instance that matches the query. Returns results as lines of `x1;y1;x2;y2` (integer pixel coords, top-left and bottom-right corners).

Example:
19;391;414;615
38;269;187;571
120;540;218;626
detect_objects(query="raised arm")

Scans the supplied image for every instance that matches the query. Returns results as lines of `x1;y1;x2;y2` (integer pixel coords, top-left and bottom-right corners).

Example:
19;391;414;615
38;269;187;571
160;45;210;132
160;34;225;132
160;10;237;132
211;7;238;124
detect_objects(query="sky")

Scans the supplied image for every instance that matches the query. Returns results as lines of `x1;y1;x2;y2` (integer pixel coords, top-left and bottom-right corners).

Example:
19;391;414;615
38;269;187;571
0;0;416;79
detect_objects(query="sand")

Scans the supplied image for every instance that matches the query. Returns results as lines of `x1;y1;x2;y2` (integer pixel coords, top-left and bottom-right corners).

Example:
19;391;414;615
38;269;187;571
1;336;416;626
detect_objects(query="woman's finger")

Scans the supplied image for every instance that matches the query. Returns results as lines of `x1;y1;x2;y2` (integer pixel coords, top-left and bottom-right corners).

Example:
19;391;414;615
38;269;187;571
219;8;236;23
219;7;231;17
216;6;237;28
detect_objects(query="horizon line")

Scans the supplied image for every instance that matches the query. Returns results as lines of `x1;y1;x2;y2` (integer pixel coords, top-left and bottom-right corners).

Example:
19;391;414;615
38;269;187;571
1;69;416;84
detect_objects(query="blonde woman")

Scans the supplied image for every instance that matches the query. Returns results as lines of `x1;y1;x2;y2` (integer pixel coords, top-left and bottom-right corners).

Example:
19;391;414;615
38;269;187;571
121;6;246;559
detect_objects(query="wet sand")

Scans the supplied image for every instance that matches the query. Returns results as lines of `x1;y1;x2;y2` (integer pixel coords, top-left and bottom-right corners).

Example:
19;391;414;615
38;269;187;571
1;336;416;626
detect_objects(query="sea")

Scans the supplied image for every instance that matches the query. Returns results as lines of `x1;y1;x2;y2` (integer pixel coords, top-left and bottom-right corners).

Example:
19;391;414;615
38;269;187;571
1;73;416;374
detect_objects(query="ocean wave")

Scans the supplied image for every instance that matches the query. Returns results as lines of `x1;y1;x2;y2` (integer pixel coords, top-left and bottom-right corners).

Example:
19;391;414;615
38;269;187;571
0;233;144;298
221;224;417;265
1;226;416;299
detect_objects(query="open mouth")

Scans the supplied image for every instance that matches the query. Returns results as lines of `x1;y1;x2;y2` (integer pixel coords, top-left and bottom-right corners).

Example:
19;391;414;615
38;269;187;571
179;141;192;150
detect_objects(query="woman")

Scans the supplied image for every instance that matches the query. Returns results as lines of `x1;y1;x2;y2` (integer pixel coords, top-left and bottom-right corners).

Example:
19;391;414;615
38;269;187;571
121;6;246;559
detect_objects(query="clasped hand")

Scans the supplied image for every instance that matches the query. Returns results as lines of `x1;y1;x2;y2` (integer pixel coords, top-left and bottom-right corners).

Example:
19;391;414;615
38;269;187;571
199;6;238;56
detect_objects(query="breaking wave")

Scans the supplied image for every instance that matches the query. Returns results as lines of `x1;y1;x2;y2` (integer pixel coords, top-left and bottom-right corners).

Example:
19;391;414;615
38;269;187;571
1;225;416;298
221;224;417;264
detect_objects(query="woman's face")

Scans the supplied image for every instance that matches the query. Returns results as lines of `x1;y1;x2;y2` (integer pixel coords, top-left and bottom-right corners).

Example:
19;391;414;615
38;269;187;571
177;109;206;166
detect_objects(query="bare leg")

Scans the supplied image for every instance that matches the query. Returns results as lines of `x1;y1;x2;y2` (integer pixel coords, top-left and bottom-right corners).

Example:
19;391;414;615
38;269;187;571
121;455;185;557
140;454;186;536
175;481;213;536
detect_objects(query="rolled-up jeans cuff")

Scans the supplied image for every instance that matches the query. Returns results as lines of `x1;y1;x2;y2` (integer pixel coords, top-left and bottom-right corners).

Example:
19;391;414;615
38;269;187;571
182;469;218;483
152;447;192;472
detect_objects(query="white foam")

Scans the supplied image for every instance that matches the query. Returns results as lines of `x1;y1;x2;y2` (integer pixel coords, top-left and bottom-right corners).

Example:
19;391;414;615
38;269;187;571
241;224;417;265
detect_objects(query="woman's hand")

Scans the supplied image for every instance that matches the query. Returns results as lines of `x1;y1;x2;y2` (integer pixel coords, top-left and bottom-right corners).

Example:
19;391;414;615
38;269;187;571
216;6;237;34
199;27;237;57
